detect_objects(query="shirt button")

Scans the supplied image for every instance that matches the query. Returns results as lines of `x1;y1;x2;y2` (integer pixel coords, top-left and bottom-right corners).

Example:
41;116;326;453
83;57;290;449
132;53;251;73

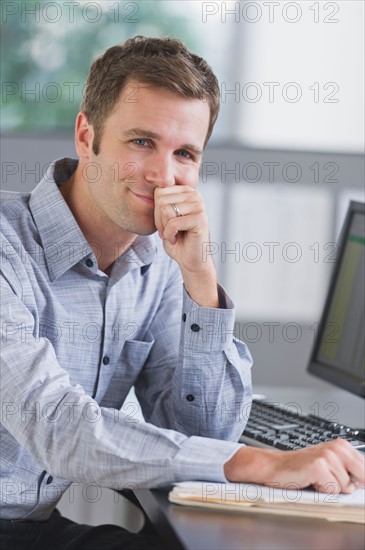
186;394;195;402
190;323;200;332
46;475;53;485
102;356;110;365
182;313;186;322
85;258;94;268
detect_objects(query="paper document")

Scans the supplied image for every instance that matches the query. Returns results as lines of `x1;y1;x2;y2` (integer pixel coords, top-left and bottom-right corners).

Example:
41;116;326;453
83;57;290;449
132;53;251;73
169;482;365;524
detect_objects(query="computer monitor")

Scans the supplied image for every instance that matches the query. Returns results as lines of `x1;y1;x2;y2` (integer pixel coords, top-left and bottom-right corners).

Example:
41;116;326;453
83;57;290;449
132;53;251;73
308;201;365;398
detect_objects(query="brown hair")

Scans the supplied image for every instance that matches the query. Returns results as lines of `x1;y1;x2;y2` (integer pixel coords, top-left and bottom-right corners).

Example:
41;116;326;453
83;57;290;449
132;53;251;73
81;36;220;154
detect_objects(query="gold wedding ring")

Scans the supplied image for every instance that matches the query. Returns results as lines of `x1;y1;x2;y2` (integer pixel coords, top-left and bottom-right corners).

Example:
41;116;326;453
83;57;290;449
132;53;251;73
171;203;182;217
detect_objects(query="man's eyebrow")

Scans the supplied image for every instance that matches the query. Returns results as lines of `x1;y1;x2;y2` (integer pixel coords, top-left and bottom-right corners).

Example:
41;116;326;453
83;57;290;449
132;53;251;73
122;128;159;140
122;128;203;156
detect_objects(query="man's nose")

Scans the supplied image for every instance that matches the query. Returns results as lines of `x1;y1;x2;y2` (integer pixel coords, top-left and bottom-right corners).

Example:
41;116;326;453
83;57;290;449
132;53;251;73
144;154;175;187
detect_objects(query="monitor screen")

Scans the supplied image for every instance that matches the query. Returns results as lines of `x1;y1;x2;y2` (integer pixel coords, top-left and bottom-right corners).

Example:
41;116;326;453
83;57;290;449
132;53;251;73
308;201;365;398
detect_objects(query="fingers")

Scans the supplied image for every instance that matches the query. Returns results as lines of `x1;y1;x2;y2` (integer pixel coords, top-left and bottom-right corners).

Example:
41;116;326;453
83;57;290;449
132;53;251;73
333;439;365;490
224;435;365;497
311;452;352;494
154;186;206;244
307;439;365;494
260;439;365;494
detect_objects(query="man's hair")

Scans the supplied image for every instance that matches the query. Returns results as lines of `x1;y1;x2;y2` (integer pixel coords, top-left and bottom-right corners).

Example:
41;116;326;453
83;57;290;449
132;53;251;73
81;36;220;154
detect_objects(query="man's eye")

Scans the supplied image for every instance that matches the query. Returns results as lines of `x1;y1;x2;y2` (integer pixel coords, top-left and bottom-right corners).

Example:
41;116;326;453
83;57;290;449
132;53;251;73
176;150;192;159
133;139;149;147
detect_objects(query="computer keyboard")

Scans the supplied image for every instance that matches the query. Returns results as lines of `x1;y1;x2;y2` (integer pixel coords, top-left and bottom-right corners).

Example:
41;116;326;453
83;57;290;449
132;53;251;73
240;399;365;452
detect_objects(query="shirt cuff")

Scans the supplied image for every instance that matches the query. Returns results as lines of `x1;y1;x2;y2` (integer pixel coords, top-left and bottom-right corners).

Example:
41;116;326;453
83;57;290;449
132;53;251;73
181;285;236;352
172;436;244;484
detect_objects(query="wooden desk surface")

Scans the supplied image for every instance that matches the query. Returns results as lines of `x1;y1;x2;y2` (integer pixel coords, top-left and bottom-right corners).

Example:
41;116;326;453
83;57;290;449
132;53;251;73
135;488;365;550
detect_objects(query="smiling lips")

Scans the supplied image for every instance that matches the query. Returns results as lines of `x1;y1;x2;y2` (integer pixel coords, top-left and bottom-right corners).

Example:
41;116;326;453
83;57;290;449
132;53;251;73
131;190;155;207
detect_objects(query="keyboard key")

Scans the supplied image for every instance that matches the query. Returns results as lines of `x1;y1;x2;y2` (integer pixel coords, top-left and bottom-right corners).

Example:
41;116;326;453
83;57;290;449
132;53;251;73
276;442;295;450
271;423;300;431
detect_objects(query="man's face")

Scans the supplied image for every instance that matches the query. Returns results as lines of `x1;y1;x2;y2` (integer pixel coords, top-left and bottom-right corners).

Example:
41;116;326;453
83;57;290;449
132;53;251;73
82;82;210;238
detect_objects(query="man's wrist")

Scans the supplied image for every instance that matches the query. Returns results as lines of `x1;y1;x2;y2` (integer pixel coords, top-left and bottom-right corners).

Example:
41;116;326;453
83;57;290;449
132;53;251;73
224;446;280;483
182;269;219;308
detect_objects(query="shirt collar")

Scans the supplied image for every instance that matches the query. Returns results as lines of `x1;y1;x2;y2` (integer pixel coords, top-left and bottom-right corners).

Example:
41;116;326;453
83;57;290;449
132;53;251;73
29;158;157;282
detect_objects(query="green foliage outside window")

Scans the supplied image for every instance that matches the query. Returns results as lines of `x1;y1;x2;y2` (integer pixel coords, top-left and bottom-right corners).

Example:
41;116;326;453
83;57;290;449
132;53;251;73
1;1;197;132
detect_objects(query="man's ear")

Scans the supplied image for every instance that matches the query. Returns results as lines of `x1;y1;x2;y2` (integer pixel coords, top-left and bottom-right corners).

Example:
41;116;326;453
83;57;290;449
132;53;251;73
75;112;94;159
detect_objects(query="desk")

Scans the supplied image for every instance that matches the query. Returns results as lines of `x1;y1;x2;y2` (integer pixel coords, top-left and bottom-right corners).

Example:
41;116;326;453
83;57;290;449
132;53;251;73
134;488;365;550
135;386;365;549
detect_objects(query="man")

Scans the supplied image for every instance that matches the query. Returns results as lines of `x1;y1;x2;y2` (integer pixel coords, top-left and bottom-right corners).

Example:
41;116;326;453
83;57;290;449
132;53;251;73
1;36;363;549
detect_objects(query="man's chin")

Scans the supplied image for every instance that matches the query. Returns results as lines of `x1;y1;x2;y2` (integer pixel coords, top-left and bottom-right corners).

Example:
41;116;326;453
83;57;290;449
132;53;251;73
132;223;157;237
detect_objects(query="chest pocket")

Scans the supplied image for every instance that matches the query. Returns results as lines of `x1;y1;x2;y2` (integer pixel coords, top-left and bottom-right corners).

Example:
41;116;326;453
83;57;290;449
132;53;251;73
100;332;155;409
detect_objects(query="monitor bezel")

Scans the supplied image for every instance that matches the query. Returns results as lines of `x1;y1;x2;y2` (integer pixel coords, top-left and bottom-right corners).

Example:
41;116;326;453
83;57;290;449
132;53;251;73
307;200;365;398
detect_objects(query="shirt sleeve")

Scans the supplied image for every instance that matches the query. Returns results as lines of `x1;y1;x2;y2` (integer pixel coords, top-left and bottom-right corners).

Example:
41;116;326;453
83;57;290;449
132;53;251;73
134;261;253;442
0;268;243;491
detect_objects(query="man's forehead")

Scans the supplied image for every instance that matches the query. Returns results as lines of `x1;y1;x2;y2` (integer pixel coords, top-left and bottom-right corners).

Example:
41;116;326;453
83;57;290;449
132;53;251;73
113;82;210;148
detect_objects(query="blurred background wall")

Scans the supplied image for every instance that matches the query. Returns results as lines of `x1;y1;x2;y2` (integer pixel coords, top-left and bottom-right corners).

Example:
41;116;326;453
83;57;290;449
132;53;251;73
1;0;364;531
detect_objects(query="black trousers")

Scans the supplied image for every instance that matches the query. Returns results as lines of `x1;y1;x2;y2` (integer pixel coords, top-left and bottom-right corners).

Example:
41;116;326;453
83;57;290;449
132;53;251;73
0;496;167;550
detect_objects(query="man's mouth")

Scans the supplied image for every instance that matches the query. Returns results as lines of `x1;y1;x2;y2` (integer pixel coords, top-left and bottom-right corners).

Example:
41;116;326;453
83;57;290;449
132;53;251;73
130;190;155;207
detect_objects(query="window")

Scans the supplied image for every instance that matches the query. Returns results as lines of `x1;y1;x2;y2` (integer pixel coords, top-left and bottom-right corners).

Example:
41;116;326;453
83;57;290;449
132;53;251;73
232;0;364;153
1;0;235;139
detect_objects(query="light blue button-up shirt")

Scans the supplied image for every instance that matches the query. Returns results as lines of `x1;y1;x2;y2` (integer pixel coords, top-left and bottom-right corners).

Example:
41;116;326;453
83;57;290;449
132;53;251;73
0;158;252;520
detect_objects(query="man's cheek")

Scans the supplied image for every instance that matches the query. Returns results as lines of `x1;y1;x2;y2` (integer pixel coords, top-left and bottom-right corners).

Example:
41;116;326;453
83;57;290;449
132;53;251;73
111;161;140;183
